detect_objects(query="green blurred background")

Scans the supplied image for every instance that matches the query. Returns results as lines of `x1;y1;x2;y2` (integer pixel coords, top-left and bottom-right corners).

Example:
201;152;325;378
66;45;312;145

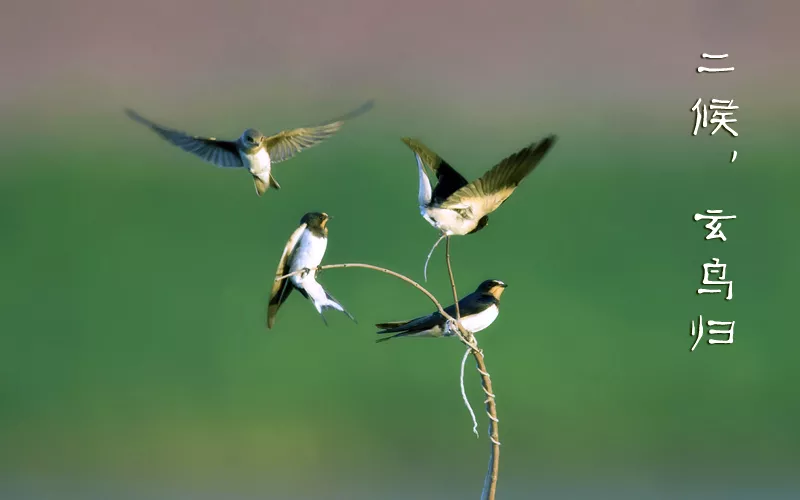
1;1;799;498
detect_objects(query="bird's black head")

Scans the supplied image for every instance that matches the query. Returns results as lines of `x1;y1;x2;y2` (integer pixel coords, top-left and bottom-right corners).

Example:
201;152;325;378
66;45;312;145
468;216;490;235
476;279;507;300
300;212;330;235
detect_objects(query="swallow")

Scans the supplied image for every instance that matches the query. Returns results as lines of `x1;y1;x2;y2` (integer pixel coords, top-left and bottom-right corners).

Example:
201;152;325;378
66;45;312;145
125;99;374;196
267;212;355;329
402;135;557;279
375;279;507;343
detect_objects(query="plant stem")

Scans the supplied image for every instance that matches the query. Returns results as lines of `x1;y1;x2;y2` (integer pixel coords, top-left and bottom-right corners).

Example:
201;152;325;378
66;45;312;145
442;238;500;500
275;260;501;498
276;263;451;320
474;347;500;500
445;236;461;321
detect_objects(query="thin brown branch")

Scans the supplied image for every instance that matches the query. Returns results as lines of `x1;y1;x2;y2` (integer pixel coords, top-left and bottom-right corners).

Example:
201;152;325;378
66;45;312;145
275;263;452;321
277;259;501;499
474;348;500;500
442;239;500;500
444;237;475;347
445;236;461;320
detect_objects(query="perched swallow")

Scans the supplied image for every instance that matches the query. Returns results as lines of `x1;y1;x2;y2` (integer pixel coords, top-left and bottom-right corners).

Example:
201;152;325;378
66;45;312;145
402;134;556;279
375;279;507;343
268;212;355;329
125;100;374;196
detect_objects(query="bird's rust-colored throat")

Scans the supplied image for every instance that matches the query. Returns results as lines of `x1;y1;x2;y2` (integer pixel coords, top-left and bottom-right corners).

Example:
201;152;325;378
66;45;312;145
488;284;507;300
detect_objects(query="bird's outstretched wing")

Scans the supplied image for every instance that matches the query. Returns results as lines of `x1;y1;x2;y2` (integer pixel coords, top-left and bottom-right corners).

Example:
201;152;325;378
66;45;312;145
401;138;468;205
440;135;557;217
125;109;243;168
267;223;307;329
264;99;375;164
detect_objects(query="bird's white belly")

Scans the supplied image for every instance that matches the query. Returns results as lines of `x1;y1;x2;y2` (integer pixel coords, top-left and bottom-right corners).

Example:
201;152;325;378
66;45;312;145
290;233;327;287
460;305;499;333
425;207;476;235
243;148;272;175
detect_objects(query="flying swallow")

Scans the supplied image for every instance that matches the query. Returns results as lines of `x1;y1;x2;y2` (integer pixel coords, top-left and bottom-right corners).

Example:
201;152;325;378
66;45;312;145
125;100;374;196
375;279;507;343
268;212;355;329
402;134;557;279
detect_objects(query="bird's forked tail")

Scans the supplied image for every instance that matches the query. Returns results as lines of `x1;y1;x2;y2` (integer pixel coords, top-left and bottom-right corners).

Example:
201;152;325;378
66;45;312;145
301;279;356;325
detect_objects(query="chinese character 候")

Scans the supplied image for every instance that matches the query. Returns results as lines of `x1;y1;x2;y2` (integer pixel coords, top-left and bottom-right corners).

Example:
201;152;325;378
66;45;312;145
691;98;739;137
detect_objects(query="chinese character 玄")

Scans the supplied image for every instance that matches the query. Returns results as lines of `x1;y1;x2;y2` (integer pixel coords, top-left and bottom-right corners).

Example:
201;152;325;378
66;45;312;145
694;210;737;241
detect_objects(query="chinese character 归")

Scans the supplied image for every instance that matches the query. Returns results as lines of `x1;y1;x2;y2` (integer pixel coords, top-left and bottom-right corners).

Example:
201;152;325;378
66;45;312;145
690;315;735;351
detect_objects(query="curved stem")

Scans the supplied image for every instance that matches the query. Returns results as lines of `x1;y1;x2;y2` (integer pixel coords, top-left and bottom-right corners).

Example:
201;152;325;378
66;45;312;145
461;347;479;438
445;236;461;320
276;259;500;499
423;233;447;282
444;237;474;347
442;239;500;500
475;348;500;500
275;263;453;321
